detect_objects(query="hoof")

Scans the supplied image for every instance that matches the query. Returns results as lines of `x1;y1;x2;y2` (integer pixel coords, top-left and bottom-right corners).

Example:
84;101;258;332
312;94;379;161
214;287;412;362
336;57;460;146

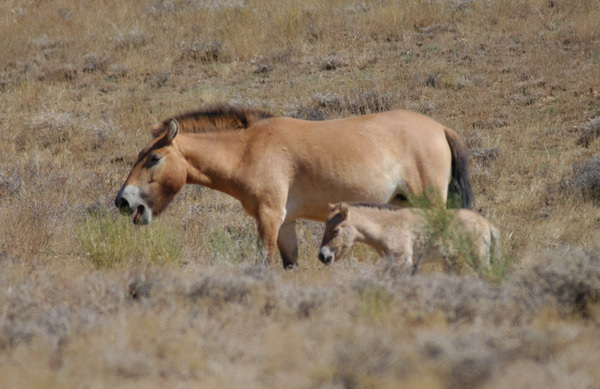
283;262;298;270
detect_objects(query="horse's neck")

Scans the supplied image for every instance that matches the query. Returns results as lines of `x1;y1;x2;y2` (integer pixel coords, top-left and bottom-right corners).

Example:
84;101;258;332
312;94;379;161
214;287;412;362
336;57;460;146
177;132;247;195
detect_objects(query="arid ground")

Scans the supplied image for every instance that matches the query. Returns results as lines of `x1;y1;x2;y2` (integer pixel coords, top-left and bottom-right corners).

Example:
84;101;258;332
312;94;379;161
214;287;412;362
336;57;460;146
1;0;600;388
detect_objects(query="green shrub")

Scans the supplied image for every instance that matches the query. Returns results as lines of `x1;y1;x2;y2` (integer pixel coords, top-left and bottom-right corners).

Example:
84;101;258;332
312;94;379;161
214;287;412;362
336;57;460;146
421;205;482;273
421;204;511;282
76;212;182;268
409;191;511;282
207;223;260;263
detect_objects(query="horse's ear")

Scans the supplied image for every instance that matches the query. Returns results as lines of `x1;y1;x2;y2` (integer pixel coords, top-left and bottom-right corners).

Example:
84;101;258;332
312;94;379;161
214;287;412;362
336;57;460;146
339;202;349;219
328;203;336;211
150;122;164;138
167;119;179;143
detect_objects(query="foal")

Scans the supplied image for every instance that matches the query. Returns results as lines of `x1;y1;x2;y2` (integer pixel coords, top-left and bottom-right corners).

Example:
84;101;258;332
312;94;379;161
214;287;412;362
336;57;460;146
318;203;499;272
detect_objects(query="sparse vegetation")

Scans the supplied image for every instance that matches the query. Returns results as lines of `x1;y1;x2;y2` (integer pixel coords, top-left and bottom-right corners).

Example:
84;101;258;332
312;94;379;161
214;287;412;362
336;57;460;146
558;156;600;203
76;211;183;268
1;0;600;387
0;251;599;387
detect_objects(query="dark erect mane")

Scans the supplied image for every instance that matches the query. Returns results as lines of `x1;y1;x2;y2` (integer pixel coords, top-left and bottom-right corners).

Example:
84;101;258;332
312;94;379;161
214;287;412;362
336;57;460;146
348;202;401;211
151;104;275;137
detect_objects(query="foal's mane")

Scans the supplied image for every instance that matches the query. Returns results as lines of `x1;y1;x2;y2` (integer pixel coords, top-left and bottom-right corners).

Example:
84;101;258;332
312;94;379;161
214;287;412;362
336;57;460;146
348;202;401;211
151;104;274;137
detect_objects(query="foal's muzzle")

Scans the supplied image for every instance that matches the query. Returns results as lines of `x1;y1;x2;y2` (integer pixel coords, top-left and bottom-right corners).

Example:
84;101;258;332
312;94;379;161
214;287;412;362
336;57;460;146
319;247;335;265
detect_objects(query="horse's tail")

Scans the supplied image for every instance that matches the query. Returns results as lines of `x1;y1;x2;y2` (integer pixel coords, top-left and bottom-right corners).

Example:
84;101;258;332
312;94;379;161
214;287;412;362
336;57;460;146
444;128;474;209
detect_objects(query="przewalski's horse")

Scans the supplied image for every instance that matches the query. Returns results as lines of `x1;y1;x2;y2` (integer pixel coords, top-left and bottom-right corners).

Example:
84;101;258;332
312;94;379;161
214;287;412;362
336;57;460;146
114;105;474;268
318;203;499;272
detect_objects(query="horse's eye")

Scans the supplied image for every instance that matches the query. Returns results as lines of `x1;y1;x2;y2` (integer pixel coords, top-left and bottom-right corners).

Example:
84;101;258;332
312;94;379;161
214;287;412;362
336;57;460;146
147;154;162;166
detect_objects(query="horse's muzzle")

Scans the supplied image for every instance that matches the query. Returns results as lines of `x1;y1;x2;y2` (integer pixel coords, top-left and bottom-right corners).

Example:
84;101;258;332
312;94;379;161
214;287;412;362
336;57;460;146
114;185;152;224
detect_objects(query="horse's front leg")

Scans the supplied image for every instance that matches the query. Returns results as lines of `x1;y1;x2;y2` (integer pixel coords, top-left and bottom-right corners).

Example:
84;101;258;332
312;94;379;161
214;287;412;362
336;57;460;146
256;205;285;267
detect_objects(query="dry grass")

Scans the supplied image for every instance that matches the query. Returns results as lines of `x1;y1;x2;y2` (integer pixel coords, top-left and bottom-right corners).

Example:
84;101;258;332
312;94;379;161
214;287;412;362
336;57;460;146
2;0;600;387
0;251;599;388
76;211;183;268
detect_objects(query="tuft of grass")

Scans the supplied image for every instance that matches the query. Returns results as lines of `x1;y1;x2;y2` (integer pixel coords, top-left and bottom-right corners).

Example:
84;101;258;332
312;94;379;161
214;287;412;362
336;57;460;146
558;156;600;203
76;211;182;269
355;282;392;322
180;40;224;63
486;250;512;284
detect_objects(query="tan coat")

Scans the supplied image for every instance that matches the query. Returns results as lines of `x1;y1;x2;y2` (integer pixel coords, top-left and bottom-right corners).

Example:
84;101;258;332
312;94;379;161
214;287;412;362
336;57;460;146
319;203;499;271
115;105;474;268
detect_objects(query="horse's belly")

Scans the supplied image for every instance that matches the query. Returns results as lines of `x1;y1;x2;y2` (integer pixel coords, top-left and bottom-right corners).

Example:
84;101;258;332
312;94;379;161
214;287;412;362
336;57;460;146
287;176;398;221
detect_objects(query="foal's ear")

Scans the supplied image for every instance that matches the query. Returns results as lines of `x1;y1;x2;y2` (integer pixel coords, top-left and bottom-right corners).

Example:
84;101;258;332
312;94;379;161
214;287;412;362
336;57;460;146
166;119;179;143
339;202;349;219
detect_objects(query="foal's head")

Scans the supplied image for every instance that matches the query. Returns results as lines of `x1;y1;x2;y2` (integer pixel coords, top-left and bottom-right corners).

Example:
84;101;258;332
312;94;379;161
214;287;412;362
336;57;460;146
319;203;356;265
114;120;187;224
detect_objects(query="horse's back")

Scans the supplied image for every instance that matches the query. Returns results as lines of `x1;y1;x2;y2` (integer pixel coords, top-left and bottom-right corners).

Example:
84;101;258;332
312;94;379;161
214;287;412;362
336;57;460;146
254;110;453;180
260;110;448;138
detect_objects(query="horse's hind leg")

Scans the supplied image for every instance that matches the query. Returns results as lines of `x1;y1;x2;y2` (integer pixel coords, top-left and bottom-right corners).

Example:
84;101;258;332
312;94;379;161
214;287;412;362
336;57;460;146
278;220;298;269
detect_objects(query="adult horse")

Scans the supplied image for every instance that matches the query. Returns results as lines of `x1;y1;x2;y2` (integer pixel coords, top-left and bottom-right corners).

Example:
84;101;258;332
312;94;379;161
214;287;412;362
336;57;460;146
114;105;473;268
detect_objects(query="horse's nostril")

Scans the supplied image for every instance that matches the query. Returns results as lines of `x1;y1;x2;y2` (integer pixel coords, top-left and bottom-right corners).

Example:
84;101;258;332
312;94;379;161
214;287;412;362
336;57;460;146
116;197;131;213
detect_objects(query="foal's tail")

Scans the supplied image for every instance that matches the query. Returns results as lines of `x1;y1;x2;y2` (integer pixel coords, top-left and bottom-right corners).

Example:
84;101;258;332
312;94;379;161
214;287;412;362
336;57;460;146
444;128;474;209
489;225;501;263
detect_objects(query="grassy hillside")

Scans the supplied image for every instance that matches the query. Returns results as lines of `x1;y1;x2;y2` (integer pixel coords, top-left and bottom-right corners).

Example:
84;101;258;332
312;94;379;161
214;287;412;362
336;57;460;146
1;0;600;387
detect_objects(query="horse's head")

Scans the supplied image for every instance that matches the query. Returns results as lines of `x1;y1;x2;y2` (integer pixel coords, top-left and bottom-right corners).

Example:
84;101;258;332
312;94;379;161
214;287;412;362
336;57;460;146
114;120;187;224
318;202;355;265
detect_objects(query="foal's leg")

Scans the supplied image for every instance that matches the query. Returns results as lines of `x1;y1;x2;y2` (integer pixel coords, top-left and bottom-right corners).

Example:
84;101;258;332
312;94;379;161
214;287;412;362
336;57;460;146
395;252;414;272
398;236;430;275
391;241;416;274
277;220;299;269
410;252;424;275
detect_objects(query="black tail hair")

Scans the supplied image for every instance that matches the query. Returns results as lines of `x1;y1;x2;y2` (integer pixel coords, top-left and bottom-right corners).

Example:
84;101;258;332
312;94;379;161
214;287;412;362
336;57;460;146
445;128;474;209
